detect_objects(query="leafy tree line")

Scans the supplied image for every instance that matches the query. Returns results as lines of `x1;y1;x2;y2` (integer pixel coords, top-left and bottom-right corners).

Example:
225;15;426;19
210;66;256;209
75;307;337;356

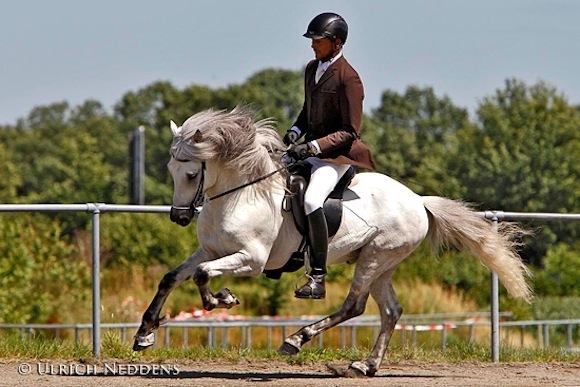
0;69;578;322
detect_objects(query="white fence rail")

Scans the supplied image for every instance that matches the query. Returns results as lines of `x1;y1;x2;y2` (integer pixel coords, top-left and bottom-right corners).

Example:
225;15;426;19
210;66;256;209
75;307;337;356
1;316;578;352
0;203;578;360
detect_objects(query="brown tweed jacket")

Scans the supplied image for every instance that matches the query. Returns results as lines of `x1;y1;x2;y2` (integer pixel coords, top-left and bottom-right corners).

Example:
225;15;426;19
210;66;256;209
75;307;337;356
293;56;375;170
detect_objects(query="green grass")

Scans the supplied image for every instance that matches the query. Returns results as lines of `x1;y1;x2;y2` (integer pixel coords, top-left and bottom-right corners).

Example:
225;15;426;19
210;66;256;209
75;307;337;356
0;335;92;359
1;332;578;363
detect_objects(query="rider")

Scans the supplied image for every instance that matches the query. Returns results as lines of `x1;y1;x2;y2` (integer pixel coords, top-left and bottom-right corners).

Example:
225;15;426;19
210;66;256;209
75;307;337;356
284;12;376;299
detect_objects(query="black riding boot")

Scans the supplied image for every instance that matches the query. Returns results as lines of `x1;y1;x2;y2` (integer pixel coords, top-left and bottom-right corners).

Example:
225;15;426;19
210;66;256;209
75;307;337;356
294;208;328;299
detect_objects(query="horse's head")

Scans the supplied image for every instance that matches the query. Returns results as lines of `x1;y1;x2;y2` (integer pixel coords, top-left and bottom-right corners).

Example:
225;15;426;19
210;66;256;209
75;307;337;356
168;120;205;227
166;107;287;226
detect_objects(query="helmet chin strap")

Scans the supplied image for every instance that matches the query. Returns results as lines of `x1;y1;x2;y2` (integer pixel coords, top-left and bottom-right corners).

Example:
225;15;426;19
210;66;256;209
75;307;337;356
331;39;343;57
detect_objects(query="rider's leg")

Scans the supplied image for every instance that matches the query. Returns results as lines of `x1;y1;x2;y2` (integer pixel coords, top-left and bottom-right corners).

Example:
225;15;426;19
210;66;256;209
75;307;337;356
295;160;350;299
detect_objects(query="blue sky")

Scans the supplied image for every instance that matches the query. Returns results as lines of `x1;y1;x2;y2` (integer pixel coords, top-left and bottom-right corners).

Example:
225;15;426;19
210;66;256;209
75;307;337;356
1;0;579;124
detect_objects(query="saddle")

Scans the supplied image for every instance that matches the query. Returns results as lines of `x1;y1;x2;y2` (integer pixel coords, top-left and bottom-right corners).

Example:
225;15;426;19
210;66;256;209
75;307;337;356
263;161;359;280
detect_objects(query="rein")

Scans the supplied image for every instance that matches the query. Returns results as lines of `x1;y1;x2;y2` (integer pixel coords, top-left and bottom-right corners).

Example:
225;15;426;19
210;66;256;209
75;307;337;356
172;155;288;212
206;165;286;203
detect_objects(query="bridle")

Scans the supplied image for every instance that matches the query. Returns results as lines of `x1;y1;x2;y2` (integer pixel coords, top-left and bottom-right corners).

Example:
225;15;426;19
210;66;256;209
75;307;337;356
170;160;206;213
170;157;287;215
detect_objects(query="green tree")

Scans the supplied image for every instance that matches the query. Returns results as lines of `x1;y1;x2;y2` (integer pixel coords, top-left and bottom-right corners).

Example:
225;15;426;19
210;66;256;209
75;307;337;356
6;103;71;201
0;214;90;323
370;86;470;197
449;79;580;265
1;101;126;230
243;68;303;131
99;212;199;268
113;70;303;204
21;101;71;135
26;131;116;204
114;81;184;200
0;142;22;201
70;100;128;177
534;243;580;297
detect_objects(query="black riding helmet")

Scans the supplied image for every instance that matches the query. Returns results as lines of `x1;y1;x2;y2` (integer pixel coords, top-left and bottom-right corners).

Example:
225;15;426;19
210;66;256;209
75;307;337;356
303;12;348;43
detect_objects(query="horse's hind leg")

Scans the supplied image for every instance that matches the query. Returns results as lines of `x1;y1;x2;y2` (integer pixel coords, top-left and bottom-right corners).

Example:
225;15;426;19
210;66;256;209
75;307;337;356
348;272;401;377
279;244;392;357
278;288;370;355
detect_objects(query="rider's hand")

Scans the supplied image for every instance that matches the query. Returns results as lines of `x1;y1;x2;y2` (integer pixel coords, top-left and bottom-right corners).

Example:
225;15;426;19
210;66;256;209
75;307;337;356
287;143;313;160
283;130;299;145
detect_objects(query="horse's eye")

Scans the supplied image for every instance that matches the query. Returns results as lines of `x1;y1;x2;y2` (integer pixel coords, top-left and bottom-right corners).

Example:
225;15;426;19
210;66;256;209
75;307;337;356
186;171;197;180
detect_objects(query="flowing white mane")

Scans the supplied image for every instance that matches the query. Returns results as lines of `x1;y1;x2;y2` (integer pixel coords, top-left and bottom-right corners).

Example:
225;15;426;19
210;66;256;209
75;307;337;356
170;106;287;185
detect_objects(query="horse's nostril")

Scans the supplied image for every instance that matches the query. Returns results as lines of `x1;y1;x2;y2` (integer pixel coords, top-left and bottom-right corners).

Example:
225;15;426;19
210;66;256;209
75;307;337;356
170;207;193;225
177;216;192;227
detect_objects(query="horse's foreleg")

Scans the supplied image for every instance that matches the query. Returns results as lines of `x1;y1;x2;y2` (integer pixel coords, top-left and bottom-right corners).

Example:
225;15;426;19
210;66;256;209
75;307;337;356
278;289;370;355
193;250;260;311
348;276;401;377
133;256;200;351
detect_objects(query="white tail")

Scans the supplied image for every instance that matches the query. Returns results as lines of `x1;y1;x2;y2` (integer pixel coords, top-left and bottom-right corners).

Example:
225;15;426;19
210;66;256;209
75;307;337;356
423;196;533;303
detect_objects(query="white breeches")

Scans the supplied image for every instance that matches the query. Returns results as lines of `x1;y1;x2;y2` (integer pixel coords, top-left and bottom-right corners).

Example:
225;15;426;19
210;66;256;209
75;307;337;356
304;158;351;215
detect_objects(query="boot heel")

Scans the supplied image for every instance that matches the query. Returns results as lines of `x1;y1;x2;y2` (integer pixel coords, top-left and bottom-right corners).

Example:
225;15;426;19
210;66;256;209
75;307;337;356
294;274;326;299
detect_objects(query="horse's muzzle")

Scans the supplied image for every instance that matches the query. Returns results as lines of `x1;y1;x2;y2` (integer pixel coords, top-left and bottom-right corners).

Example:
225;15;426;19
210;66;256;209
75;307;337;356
170;206;195;227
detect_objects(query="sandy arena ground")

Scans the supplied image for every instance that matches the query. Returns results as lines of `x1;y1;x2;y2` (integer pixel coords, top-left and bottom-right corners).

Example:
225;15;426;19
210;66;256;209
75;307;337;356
1;359;579;387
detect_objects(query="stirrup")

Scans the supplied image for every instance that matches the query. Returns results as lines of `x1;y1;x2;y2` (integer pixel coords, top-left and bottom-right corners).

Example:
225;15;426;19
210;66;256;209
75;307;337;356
294;274;326;299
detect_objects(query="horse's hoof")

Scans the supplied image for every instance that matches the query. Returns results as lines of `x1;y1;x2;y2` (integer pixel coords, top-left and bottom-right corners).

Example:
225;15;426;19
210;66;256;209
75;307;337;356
215;288;240;308
345;361;370;378
344;367;367;378
133;332;155;351
277;341;300;356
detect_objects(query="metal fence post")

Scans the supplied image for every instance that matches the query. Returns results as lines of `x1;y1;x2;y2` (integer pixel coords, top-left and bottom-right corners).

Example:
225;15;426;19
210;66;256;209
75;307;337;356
91;204;101;358
490;212;500;362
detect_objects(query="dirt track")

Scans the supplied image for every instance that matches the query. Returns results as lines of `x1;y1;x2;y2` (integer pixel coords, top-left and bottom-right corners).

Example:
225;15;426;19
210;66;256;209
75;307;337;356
2;359;580;387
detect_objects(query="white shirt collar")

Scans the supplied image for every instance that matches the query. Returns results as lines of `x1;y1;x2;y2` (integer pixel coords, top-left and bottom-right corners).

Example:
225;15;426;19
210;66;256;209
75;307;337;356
319;50;343;70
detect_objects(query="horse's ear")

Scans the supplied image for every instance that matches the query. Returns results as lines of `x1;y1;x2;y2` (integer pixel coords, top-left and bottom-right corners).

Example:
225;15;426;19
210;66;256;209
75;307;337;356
170;120;180;135
193;130;203;143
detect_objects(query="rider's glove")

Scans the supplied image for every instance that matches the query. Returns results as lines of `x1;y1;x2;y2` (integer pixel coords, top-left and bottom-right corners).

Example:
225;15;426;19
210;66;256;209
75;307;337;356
283;130;299;145
288;143;314;160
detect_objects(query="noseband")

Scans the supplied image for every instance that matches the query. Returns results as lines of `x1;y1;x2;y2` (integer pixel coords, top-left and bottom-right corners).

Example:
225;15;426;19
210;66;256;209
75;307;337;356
170;161;206;215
